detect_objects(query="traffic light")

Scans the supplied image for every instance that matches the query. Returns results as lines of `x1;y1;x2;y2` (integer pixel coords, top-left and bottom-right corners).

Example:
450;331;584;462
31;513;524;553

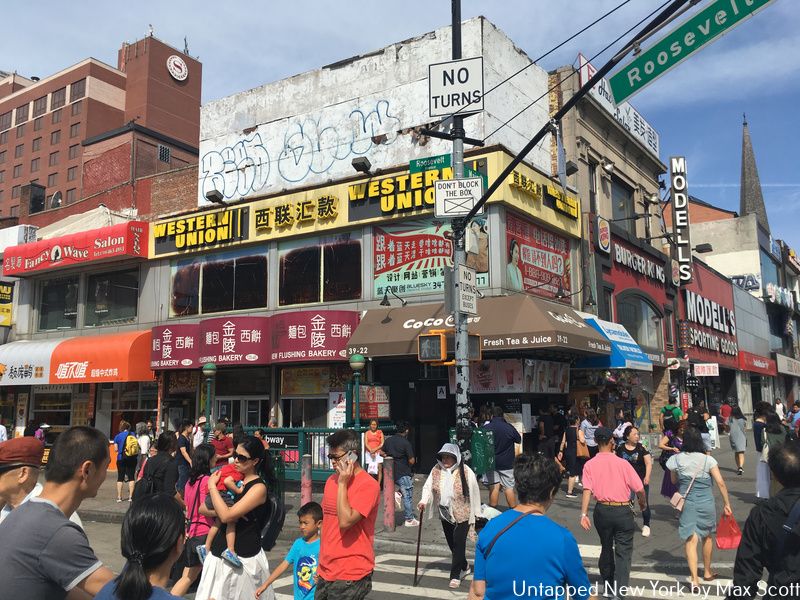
418;332;446;362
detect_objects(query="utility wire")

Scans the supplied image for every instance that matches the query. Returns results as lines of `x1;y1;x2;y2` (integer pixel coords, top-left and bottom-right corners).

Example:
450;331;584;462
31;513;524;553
435;0;637;124
483;0;672;142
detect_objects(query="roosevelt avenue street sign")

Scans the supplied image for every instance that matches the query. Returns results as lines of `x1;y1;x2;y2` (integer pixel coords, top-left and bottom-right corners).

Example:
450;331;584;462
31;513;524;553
609;0;776;104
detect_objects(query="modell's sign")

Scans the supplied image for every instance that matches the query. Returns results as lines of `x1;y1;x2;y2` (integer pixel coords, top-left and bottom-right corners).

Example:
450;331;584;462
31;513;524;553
684;289;737;357
670;156;692;283
3;221;148;276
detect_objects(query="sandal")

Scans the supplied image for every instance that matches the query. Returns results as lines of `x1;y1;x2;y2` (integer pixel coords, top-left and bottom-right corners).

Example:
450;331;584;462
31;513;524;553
703;573;718;582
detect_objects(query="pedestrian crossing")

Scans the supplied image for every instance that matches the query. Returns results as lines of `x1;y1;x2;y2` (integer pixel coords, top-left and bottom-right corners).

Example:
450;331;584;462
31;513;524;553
266;547;740;599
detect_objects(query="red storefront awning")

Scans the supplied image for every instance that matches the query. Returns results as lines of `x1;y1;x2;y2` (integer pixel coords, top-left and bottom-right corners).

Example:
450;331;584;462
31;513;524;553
738;351;777;377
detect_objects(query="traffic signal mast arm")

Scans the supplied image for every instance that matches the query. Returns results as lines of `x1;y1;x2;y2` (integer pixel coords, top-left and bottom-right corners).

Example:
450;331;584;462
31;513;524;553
457;0;694;231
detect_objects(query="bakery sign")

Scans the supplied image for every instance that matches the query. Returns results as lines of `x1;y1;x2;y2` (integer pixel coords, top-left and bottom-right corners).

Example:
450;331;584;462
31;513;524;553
3;221;148;276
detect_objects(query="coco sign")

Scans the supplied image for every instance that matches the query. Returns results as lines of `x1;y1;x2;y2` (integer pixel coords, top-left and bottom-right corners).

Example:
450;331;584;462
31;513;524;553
670;156;692;283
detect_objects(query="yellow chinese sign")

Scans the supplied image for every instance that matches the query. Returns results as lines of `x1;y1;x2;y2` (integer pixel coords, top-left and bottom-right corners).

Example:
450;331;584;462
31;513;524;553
0;282;13;327
254;194;339;231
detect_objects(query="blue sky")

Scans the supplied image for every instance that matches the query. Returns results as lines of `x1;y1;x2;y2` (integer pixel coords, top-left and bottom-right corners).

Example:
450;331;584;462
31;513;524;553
4;1;797;246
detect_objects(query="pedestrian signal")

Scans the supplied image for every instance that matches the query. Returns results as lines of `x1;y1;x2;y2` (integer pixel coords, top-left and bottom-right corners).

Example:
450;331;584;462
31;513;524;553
418;333;446;362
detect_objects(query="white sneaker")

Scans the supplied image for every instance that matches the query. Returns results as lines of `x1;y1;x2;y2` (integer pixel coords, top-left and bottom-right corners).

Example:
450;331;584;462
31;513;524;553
642;525;651;537
449;579;461;589
394;491;402;509
404;518;420;527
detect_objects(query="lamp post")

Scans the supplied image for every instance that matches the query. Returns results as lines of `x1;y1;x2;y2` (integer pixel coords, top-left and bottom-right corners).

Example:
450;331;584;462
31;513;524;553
202;362;217;442
349;353;366;430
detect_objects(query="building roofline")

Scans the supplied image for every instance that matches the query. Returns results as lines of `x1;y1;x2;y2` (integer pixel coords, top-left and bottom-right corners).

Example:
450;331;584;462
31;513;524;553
0;58;125;106
686;195;739;217
82;122;198;155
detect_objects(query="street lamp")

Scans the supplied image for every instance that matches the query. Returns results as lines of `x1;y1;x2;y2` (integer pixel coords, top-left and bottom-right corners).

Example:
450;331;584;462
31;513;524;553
202;362;217;442
349;353;366;430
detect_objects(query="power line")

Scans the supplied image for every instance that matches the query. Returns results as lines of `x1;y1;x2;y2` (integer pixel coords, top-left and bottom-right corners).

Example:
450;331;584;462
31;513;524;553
482;0;672;142
434;0;637;125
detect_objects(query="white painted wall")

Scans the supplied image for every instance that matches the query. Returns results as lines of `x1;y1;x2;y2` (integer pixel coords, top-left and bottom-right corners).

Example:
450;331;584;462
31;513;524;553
198;17;551;205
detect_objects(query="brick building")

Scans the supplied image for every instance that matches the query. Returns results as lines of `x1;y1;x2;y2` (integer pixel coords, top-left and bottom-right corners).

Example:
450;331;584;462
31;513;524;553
0;35;201;227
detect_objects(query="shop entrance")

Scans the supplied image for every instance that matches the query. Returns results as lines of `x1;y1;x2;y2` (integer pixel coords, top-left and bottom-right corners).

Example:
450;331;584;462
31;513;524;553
414;381;454;473
217;396;266;427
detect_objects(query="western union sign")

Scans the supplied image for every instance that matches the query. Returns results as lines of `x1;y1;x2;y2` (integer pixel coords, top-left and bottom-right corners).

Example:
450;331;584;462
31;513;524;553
152;207;249;256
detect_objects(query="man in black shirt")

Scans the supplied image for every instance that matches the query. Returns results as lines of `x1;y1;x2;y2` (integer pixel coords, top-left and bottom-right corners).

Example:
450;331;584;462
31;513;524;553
484;406;521;508
383;421;418;527
538;404;560;459
727;442;800;599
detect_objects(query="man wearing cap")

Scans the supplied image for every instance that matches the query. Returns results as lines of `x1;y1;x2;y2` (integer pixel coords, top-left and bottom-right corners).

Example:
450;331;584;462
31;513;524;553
580;426;646;600
0;437;83;527
0;426;114;599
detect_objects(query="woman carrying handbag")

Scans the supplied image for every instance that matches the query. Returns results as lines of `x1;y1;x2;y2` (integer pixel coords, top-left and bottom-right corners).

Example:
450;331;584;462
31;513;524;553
666;427;733;593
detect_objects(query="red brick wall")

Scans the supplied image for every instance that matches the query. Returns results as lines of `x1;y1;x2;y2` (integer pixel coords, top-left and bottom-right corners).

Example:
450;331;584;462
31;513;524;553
145;165;197;219
83;141;131;197
663;200;735;227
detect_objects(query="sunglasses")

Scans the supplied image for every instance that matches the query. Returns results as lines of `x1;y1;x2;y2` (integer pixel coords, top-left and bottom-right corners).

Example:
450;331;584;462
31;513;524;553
232;452;253;462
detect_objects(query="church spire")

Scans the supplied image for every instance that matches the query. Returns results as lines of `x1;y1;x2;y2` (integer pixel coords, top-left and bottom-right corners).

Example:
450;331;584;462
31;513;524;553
740;116;769;233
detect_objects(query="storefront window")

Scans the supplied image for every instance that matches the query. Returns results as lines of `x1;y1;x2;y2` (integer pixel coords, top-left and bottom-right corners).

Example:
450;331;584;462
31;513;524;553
279;235;361;306
85;269;139;327
170;247;268;317
618;296;663;351
38;276;79;331
32;387;72;427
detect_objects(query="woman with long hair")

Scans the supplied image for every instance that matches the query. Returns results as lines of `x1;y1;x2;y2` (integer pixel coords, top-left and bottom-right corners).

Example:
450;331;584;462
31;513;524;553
729;406;747;475
171;444;216;597
616;426;653;537
418;443;482;589
94;494;185;600
580;408;601;458
195;436;275;600
667;427;733;592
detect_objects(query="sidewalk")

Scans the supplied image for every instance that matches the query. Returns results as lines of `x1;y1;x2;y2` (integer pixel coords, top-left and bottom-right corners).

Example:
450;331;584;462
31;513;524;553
78;440;765;561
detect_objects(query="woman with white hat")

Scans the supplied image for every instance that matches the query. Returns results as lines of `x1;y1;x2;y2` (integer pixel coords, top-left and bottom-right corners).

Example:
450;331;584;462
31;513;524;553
418;442;482;589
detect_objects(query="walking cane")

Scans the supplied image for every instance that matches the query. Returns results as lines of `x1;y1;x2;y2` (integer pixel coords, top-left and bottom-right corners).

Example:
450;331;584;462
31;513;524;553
413;505;424;586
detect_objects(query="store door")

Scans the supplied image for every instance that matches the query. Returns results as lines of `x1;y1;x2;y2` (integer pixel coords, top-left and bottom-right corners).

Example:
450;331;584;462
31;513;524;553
415;381;454;473
217;397;266;427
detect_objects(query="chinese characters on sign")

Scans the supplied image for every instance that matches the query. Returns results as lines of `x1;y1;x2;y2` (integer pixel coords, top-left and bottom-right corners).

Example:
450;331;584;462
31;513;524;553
373;218;489;296
150;324;200;369
505;213;571;302
199;317;269;365
270;311;359;362
254;194;339;231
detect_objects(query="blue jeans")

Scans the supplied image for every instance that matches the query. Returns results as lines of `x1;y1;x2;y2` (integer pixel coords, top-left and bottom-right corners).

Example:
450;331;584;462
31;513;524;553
397;475;415;521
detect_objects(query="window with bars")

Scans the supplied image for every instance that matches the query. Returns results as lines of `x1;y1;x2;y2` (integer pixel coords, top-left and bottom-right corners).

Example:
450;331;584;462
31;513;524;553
71;101;82;116
0;151;5;164
31;158;39;172
52;109;62;124
34;117;43;131
69;144;79;160
49;152;59;167
14;144;23;159
47;173;57;187
33;96;47;118
0;112;11;132
0;131;7;145
51;87;66;110
32;137;41;152
70;122;80;138
11;185;20;199
51;130;61;144
66;188;76;204
158;144;171;163
16;124;25;138
67;166;77;181
13;164;22;178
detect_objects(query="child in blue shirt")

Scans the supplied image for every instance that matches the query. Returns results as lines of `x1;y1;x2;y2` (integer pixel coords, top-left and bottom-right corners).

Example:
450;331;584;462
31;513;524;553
256;501;322;600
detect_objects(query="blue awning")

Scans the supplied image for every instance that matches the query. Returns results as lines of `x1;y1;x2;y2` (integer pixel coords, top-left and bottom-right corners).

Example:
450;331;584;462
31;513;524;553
574;314;653;372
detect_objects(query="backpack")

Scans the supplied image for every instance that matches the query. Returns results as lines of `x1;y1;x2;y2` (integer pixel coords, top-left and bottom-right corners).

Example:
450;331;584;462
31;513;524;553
132;455;166;502
260;492;286;552
124;434;140;457
662;406;680;433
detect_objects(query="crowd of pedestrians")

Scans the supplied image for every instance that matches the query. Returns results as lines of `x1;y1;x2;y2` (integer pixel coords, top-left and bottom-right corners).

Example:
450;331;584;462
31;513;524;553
1;395;799;599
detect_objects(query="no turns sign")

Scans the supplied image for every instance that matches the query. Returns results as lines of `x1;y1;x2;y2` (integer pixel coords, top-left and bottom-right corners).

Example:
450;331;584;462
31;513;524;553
429;56;484;118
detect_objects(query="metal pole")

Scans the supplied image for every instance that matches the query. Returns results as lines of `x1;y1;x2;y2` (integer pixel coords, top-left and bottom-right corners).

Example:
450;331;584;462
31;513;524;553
450;0;472;462
204;375;213;442
354;370;362;430
383;456;396;531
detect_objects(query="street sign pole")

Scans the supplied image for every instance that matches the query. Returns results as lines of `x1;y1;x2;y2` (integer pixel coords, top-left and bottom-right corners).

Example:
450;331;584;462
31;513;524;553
449;0;472;463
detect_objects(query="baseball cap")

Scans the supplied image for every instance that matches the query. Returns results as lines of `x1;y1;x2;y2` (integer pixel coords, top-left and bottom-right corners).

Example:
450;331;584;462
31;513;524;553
0;437;45;468
594;427;614;444
197;416;207;424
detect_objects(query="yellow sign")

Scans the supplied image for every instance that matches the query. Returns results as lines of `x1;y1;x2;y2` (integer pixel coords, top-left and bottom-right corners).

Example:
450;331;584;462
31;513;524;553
151;207;249;256
547;184;579;219
0;282;14;327
254;194;339;231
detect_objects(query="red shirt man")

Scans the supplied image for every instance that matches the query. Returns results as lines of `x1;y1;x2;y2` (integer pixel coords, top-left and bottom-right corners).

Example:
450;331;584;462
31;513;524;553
317;430;379;600
720;402;733;422
209;424;233;461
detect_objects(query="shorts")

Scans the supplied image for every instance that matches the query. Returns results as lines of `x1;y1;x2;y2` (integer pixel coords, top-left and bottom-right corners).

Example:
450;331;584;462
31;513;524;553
117;457;137;482
316;573;372;600
205;491;237;510
485;469;515;489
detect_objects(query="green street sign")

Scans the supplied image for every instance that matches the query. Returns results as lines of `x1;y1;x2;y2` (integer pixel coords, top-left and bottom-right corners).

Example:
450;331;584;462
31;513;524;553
409;153;450;174
609;0;776;104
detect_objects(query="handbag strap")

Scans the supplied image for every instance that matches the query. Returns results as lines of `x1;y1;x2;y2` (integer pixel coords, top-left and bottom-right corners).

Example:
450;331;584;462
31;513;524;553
776;497;800;559
185;475;205;533
683;455;707;498
484;510;537;558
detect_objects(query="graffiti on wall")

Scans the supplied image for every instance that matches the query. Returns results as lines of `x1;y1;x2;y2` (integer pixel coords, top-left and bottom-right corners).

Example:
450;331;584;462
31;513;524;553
200;100;402;203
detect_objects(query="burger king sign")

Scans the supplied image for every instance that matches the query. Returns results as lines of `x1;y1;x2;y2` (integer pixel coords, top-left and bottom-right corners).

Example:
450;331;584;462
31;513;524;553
597;217;611;255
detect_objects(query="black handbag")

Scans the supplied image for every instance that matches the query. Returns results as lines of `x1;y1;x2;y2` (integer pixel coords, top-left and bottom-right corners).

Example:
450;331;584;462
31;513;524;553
260;492;286;552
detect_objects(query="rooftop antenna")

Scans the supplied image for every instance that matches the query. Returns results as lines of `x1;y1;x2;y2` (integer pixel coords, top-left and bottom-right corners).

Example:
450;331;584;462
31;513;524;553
184;37;189;54
148;24;154;37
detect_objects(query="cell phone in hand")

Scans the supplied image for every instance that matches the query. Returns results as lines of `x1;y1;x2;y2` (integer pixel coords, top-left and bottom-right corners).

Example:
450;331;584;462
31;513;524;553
346;451;358;464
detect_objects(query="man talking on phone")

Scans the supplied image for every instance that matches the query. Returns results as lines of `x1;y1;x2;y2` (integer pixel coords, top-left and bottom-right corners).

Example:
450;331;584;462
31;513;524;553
317;428;380;600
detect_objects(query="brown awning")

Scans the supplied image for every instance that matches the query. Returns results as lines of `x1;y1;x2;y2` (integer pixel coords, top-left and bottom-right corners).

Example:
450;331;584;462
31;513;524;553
347;294;611;358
